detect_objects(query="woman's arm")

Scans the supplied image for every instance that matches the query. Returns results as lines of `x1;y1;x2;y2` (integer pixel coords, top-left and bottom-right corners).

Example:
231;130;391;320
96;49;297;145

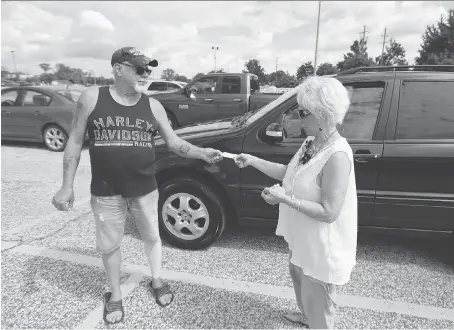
280;151;351;223
249;155;288;181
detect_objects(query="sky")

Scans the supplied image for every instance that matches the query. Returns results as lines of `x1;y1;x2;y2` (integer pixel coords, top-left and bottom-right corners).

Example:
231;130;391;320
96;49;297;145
1;1;454;79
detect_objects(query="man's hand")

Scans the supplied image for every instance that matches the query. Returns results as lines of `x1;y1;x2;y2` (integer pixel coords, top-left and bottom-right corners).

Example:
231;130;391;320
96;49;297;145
52;187;75;211
200;148;223;163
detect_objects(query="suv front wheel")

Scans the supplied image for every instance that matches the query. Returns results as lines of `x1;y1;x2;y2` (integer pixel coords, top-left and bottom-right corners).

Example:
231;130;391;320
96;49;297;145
158;177;226;249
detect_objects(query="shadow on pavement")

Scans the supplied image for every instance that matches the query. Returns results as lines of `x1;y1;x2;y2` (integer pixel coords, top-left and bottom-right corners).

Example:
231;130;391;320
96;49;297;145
217;224;454;269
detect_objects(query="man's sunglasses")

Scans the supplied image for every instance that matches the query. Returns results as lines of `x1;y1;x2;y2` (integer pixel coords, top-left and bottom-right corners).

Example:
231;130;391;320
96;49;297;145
120;62;151;76
298;107;311;118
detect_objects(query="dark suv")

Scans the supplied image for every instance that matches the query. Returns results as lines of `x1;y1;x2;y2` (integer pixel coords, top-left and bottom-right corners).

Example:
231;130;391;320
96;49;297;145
153;65;454;250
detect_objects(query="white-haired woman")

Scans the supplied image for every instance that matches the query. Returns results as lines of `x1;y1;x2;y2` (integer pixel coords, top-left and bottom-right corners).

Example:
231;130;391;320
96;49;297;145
234;76;357;329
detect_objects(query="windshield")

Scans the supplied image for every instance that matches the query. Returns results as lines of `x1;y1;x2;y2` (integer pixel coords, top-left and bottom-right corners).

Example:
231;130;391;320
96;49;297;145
245;86;299;125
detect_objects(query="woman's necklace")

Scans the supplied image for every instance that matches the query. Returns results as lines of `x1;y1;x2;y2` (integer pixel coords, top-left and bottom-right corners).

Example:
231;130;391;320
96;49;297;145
299;130;338;165
286;130;339;193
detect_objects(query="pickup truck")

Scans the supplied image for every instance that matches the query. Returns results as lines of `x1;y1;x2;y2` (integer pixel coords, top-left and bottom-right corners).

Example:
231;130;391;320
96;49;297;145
151;73;280;129
153;65;454;250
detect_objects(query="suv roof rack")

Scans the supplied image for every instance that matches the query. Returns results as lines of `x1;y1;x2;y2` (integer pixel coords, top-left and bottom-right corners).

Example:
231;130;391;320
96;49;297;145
336;65;454;76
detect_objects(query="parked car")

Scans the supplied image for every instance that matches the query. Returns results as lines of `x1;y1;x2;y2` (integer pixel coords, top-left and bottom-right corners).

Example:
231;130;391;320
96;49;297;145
151;73;281;129
1;86;80;151
152;65;454;250
144;80;187;97
57;89;82;103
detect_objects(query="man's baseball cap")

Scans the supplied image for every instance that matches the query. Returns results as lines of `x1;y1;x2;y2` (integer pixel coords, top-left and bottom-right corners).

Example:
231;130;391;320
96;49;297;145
111;47;158;68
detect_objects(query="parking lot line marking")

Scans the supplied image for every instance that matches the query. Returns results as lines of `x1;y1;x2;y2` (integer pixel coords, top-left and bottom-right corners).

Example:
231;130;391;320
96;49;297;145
75;272;144;329
7;243;454;322
2;196;92;236
1;241;20;251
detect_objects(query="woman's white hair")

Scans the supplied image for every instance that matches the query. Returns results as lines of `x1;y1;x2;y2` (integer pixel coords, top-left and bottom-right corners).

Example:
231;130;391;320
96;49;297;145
296;76;350;126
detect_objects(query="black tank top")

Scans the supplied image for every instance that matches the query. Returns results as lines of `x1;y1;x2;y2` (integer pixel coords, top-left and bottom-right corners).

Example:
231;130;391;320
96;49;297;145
86;86;160;198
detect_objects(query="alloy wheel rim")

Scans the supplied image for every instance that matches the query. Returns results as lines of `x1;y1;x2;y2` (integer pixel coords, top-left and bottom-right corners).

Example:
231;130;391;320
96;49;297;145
161;192;210;240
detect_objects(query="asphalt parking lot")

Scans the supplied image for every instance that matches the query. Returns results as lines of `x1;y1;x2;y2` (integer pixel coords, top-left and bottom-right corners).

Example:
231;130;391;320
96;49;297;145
2;141;454;329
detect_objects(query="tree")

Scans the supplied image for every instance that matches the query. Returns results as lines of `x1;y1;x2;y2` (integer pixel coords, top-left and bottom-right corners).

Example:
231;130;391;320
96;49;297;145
296;61;315;81
2;66;11;78
175;74;189;82
337;39;375;71
192;72;205;80
39;63;51;73
53;63;85;84
161;68;176;81
375;39;408;66
316;62;339;76
208;68;225;73
415;10;454;65
243;59;266;83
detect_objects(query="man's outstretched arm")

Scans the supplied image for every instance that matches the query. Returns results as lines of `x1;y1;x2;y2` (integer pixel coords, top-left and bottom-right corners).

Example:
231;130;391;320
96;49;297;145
149;97;222;163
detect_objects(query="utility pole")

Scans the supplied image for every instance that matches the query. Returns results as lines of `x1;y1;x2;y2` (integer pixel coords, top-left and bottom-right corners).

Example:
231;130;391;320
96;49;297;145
359;25;368;54
275;57;278;86
11;50;18;80
314;0;322;75
380;27;388;66
212;46;219;72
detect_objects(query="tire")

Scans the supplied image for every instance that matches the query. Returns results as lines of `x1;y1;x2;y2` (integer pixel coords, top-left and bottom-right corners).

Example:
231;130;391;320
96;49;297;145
158;177;227;250
43;124;68;152
166;111;178;129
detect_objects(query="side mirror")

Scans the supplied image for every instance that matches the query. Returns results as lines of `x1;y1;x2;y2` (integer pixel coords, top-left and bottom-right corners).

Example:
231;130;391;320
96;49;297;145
265;123;284;142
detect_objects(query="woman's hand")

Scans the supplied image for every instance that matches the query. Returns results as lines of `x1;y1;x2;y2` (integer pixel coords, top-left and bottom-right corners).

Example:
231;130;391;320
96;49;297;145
234;153;254;168
261;184;287;205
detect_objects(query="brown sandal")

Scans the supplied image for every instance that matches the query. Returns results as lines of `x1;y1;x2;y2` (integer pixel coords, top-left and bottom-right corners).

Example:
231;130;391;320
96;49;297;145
149;281;174;307
103;292;124;324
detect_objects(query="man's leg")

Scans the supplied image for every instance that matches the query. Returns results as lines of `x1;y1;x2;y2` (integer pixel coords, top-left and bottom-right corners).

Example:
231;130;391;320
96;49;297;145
92;195;128;322
129;189;173;306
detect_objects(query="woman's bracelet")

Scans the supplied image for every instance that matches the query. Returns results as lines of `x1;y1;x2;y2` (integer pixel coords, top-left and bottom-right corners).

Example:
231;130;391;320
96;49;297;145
291;195;301;212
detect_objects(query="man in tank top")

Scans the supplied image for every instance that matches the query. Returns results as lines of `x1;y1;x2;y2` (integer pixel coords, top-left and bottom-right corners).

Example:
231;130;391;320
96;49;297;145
52;47;223;324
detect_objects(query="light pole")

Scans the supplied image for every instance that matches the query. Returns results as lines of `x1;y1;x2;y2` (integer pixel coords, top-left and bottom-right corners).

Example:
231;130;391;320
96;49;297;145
212;46;219;72
11;50;18;80
313;0;321;76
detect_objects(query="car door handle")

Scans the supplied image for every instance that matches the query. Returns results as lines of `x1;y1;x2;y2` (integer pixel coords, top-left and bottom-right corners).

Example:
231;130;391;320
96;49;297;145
34;111;42;116
233;99;242;102
354;152;380;163
204;98;214;102
2;111;11;115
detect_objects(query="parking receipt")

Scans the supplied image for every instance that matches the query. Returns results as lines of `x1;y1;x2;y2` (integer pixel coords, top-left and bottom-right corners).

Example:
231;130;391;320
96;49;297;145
222;152;237;159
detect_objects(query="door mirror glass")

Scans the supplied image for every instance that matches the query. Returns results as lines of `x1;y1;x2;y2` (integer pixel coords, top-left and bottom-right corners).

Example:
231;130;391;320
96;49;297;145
265;122;284;142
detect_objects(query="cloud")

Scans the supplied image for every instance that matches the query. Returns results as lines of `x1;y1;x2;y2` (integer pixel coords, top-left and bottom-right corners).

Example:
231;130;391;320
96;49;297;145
79;10;114;31
1;1;452;78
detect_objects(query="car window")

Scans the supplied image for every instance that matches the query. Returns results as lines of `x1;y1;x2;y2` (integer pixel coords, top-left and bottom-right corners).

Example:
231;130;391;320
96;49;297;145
1;90;20;106
23;90;52;106
396;81;454;139
57;90;81;102
339;82;385;139
148;82;167;91
280;104;306;142
222;76;241;94
167;83;181;91
190;77;217;94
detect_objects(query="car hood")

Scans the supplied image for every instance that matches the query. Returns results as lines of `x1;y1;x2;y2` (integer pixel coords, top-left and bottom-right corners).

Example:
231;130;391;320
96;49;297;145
150;90;183;100
155;118;236;145
175;118;234;135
